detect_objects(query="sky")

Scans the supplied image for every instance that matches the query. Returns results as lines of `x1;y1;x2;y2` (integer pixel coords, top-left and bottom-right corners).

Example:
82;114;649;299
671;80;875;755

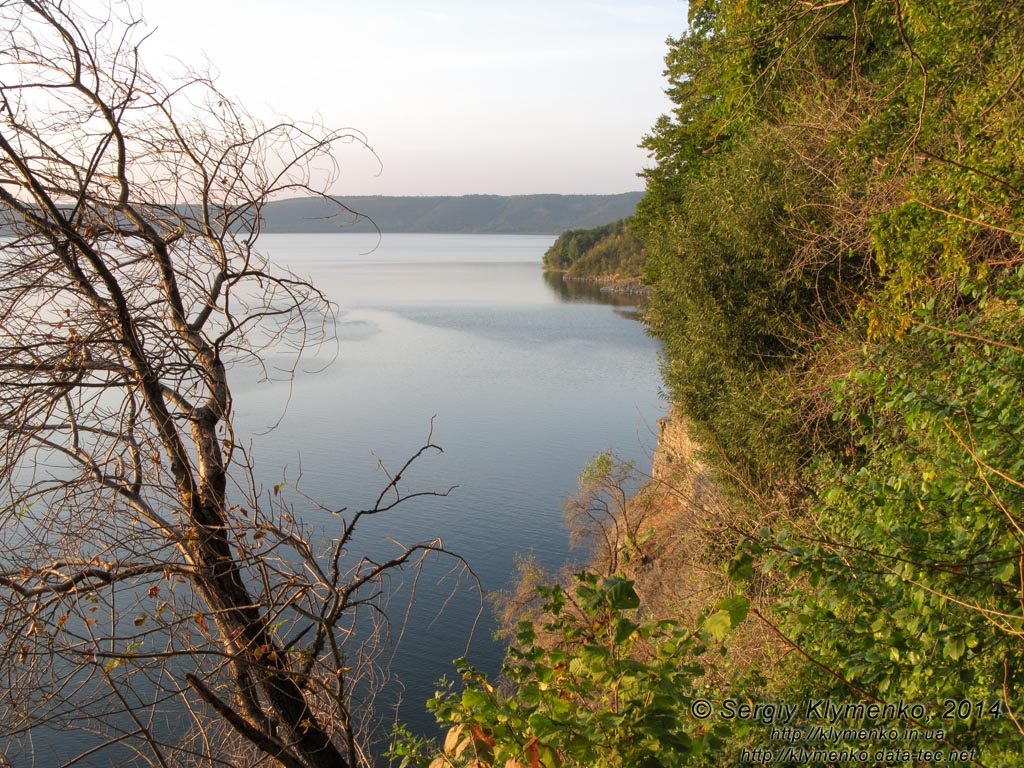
127;0;689;197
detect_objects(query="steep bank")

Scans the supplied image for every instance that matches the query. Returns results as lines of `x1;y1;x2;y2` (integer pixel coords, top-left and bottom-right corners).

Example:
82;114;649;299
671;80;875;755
623;409;782;677
634;3;1024;762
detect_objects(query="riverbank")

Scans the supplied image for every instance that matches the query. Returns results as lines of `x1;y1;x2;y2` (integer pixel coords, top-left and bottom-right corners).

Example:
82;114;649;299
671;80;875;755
612;408;783;675
559;273;650;298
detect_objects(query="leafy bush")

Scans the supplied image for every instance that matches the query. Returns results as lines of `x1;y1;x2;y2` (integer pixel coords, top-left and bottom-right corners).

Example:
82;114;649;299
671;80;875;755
392;574;747;768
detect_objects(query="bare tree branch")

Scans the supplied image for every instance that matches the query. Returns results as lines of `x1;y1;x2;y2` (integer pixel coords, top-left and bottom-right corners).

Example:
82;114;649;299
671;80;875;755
0;3;472;766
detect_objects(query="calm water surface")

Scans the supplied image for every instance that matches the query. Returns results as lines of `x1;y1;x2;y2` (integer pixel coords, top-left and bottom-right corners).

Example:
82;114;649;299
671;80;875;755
21;233;664;764
238;233;665;743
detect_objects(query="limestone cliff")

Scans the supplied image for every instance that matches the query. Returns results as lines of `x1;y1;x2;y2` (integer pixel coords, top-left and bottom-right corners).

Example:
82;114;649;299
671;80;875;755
628;408;781;674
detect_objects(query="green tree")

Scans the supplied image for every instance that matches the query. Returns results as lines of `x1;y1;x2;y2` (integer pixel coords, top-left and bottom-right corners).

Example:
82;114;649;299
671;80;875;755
543;220;645;280
636;0;1024;761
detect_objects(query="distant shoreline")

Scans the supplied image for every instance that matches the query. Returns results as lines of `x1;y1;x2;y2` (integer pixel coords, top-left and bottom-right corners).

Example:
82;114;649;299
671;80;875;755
258;192;644;235
545;267;650;297
0;193;644;237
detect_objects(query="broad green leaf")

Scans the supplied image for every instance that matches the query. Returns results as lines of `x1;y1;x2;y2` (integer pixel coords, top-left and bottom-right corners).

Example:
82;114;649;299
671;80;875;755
603;575;640;611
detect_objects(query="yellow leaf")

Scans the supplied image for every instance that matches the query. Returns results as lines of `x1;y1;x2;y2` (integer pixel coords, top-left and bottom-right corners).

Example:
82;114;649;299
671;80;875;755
443;725;464;755
455;736;474;759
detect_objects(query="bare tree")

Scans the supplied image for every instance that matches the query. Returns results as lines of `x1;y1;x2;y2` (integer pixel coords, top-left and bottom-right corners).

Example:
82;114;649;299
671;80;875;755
0;2;468;766
565;452;653;577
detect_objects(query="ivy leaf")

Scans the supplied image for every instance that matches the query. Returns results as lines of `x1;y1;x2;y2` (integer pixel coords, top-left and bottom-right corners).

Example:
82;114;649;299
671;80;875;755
614;617;640;645
993;560;1016;583
718;596;750;626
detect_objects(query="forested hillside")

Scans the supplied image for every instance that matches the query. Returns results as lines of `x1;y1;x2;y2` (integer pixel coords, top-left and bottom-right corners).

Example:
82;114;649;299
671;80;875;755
542;219;646;280
257;193;643;234
408;2;1024;765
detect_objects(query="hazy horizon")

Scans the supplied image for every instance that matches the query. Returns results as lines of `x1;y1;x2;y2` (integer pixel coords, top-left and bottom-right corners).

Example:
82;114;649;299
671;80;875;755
118;0;688;198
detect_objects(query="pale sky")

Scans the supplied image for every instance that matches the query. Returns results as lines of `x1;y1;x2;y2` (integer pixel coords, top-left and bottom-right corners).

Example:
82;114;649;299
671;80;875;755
128;0;688;196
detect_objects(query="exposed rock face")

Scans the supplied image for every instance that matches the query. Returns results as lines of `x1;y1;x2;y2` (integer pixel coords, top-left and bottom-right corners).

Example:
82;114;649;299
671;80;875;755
639;409;781;675
652;408;700;482
652;409;713;510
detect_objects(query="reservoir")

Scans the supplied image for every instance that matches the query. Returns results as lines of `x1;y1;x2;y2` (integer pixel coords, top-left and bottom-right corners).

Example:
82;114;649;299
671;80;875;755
14;232;664;765
237;233;665;745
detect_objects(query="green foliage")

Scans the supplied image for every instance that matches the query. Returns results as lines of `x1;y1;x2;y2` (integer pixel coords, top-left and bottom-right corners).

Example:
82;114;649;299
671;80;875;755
389;724;438;768
577;450;619;490
704;596;749;643
634;1;886;492
404;573;745;768
636;0;1024;494
769;274;1024;765
634;0;1024;762
543;219;645;279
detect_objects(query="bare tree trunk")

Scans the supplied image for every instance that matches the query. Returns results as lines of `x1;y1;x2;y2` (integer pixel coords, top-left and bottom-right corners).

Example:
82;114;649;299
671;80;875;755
0;3;473;766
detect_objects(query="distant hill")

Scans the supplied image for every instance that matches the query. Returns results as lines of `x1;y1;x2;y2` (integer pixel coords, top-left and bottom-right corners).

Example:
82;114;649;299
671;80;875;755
258;193;644;234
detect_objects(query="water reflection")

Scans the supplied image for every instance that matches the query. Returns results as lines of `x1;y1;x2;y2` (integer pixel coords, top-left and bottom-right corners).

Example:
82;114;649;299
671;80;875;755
541;270;649;308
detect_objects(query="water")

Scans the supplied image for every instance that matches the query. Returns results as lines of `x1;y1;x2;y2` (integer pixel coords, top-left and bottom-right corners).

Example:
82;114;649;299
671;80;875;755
238;233;665;744
8;233;665;764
